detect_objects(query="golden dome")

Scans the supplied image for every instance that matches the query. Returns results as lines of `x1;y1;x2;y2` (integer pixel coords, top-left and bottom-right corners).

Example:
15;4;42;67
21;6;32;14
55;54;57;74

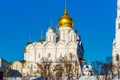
40;36;44;43
58;9;74;28
24;48;27;53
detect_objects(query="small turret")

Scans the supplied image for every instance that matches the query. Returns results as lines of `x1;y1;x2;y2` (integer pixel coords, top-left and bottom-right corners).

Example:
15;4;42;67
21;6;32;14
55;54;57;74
40;36;44;43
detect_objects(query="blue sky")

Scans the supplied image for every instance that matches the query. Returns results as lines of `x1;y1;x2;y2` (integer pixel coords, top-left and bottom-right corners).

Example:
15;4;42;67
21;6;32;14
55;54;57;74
0;0;116;63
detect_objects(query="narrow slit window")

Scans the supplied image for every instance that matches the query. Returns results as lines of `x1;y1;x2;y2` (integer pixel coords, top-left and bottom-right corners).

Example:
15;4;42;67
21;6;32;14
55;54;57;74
116;54;119;61
118;23;120;29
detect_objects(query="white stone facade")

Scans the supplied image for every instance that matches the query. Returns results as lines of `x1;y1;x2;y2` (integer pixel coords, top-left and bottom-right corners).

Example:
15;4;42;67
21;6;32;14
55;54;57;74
10;8;84;78
24;27;83;63
112;0;120;75
23;25;84;76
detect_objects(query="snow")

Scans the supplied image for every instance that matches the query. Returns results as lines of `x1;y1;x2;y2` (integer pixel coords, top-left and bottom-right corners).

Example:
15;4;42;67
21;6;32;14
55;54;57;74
4;76;120;80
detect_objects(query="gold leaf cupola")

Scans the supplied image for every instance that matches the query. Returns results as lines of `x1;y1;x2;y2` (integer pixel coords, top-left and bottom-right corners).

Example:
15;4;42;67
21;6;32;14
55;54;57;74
40;36;44;43
39;30;44;43
24;48;27;53
58;8;74;28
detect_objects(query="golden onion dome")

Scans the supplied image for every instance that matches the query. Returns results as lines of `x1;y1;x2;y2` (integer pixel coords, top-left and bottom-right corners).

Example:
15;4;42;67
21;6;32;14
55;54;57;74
58;8;74;28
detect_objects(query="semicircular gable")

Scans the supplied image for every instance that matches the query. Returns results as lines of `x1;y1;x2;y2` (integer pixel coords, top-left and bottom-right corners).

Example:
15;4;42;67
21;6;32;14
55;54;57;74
26;44;34;50
44;42;55;49
34;42;43;49
56;41;66;48
66;42;77;49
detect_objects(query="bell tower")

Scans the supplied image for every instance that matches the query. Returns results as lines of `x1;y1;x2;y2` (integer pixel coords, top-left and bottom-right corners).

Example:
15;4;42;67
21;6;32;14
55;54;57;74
115;0;120;48
117;0;120;18
112;0;120;75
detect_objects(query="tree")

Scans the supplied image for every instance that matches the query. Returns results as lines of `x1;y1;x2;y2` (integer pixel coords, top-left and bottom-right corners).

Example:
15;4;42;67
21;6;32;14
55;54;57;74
101;56;112;75
92;56;113;80
92;61;103;75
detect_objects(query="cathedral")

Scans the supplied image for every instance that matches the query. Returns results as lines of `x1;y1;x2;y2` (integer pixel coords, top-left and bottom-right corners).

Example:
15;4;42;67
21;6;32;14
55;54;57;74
112;0;120;75
10;7;84;78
